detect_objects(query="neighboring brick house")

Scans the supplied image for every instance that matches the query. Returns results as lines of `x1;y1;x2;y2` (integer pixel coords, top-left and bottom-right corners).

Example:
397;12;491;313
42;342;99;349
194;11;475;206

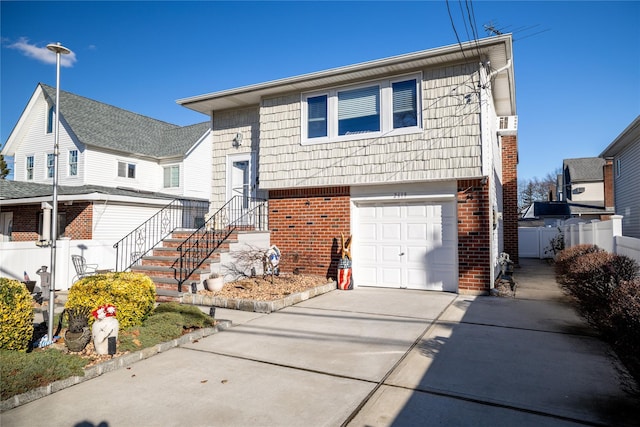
600;115;640;238
178;35;518;294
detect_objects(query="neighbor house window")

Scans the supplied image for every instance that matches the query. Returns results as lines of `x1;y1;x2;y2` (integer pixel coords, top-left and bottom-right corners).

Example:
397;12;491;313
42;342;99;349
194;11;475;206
26;156;34;180
117;161;136;179
616;159;621;178
47;106;54;134
163;165;179;188
302;74;421;144
47;153;54;178
68;150;78;176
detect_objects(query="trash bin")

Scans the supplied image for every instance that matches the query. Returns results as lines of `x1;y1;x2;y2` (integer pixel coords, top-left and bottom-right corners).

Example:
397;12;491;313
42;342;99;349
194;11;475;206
337;258;352;290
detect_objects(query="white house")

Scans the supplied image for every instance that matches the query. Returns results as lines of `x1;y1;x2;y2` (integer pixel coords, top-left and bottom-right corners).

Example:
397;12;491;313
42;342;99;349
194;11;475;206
0;83;211;288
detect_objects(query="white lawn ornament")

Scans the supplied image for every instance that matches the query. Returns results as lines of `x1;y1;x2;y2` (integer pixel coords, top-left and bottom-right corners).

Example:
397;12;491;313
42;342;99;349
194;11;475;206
263;245;281;279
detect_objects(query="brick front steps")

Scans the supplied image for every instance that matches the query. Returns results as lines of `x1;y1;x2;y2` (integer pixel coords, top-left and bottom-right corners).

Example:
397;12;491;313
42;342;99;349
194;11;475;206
181;281;337;313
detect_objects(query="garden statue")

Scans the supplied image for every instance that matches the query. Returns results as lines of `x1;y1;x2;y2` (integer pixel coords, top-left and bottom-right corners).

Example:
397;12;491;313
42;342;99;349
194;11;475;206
338;233;353;290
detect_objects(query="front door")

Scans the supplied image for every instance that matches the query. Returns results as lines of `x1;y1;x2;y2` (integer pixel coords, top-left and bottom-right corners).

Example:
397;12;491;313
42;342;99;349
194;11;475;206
226;153;255;222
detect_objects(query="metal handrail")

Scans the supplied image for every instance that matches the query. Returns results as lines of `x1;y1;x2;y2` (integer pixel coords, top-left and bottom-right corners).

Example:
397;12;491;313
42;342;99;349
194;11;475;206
173;196;268;291
113;198;209;272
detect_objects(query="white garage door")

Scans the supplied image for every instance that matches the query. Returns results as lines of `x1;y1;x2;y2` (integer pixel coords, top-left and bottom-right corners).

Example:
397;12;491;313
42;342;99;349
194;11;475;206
354;201;457;292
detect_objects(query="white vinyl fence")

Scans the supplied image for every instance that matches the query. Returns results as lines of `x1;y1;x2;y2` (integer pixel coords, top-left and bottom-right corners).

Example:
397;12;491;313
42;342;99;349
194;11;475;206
520;215;640;264
518;227;561;259
0;239;115;291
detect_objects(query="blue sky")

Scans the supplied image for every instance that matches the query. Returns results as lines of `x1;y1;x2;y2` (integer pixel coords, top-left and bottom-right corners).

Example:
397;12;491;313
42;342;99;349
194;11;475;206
1;1;639;183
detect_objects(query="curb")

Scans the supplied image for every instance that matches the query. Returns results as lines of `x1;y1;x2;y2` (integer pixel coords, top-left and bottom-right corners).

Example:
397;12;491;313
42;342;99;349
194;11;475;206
181;281;337;313
1;319;233;412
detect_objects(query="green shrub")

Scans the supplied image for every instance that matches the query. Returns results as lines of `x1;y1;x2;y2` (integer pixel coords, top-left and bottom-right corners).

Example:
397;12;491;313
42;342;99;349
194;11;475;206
0;348;86;400
65;272;156;329
0;278;34;351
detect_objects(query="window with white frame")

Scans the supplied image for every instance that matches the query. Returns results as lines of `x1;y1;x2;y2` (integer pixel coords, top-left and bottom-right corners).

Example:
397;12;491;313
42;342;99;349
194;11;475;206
47;106;54;134
302;74;421;144
117;161;136;179
47;153;54;178
163;165;179;188
26;156;34;180
616;159;621;178
68;150;78;176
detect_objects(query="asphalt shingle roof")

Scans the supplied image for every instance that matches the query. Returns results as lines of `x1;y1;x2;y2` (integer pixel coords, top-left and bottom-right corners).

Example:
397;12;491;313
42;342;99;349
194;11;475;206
563;157;605;182
0;180;178;201
40;84;208;159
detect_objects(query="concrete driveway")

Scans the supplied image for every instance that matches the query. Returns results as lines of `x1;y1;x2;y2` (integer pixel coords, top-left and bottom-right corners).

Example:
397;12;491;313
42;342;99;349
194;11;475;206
2;259;639;426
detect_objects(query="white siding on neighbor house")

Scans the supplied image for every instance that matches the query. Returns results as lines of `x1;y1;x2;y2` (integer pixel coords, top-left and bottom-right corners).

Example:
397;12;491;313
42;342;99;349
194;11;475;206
92;202;167;242
11;96;86;186
258;63;483;190
84;149;163;192
615;140;640;238
570;181;604;202
182;131;212;201
210;107;260;209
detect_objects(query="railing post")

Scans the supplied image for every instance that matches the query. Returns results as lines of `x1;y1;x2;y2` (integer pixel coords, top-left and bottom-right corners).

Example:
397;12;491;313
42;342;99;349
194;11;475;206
611;215;623;254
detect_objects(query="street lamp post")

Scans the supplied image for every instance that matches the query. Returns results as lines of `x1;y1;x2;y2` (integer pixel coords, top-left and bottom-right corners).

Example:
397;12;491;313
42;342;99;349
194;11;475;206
45;42;71;342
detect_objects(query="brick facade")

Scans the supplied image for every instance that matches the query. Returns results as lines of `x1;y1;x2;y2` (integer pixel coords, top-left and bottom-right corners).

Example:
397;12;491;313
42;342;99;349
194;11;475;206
457;179;491;294
501;135;519;265
268;187;350;279
7;202;93;241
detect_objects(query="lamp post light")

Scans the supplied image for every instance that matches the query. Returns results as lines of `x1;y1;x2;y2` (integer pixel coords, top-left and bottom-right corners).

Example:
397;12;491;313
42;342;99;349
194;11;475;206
45;42;71;342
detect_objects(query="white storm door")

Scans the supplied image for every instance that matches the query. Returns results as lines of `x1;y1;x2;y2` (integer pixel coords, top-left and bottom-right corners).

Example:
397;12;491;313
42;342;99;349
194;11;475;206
226;153;254;222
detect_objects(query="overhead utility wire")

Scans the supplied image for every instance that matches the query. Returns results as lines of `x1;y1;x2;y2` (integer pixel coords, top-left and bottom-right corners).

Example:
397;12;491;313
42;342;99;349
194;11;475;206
446;0;468;63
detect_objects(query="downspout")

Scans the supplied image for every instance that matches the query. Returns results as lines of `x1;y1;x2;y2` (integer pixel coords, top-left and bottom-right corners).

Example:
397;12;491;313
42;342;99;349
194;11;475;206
478;62;494;289
483;57;513;290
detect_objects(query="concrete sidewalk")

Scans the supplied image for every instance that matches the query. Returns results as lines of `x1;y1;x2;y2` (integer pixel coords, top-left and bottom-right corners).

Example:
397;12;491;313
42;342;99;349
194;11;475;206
2;259;639;426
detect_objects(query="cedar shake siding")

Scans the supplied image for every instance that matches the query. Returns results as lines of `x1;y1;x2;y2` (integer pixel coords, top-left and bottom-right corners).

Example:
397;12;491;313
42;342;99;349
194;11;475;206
259;63;482;191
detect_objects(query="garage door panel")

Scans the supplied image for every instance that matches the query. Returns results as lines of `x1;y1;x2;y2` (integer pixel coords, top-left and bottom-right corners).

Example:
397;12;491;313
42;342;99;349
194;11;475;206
381;245;402;263
406;246;427;263
382;223;402;240
407;223;428;240
382;268;402;287
359;266;378;285
381;205;401;218
359;244;377;261
359;223;377;240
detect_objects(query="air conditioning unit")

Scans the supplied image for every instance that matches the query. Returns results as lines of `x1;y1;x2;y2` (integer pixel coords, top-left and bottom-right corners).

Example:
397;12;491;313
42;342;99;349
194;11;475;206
497;116;518;135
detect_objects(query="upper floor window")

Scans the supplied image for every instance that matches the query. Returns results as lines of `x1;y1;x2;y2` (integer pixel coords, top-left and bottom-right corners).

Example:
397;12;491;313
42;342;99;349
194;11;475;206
26;156;34;180
47;153;54;178
302;74;421;144
68;150;78;176
616;159;621;178
163;165;180;188
118;161;136;179
46;106;54;134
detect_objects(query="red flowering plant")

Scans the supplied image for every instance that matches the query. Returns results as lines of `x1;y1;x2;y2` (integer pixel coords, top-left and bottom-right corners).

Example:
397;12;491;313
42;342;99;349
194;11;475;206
92;304;117;320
